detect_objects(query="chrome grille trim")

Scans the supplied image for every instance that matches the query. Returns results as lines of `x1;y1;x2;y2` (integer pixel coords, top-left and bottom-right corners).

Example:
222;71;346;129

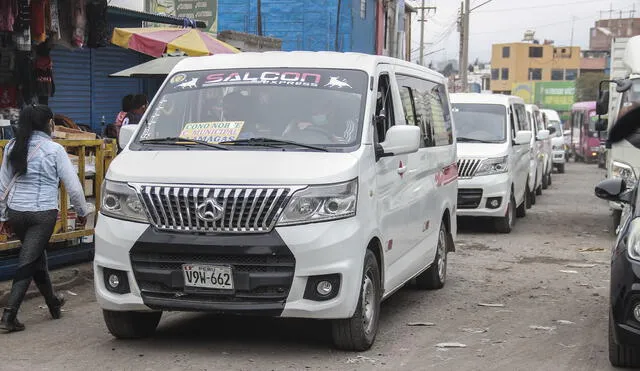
456;158;483;178
131;184;303;233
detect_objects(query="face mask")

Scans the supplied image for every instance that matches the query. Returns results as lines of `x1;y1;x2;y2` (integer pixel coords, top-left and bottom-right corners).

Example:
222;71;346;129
312;114;328;126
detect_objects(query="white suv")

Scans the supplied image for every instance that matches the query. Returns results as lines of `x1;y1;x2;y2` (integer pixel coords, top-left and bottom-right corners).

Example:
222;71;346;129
451;93;533;233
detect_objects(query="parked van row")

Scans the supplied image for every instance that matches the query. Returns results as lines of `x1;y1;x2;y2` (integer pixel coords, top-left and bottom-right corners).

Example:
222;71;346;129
450;94;558;233
96;52;458;352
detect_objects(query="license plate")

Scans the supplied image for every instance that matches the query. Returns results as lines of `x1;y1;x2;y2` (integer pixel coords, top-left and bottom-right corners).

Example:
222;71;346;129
182;264;234;290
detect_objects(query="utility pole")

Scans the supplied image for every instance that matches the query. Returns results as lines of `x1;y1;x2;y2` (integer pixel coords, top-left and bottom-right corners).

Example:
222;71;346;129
417;1;437;66
458;3;464;91
461;0;470;92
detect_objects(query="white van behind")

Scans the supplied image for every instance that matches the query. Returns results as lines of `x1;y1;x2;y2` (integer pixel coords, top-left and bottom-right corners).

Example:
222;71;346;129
96;52;458;351
525;104;552;202
541;109;566;173
450;93;533;233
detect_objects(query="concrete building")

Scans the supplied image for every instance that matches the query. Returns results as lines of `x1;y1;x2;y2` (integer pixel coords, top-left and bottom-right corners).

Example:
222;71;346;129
490;42;581;94
590;18;640;51
580;50;608;74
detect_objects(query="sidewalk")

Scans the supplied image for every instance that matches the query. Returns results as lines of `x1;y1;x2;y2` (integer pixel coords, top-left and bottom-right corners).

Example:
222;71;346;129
0;262;93;306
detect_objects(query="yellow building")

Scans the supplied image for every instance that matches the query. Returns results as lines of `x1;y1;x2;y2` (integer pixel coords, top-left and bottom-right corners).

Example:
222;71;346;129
490;42;581;94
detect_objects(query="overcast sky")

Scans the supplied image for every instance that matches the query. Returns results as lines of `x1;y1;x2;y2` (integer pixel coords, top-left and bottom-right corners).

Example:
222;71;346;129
409;0;640;65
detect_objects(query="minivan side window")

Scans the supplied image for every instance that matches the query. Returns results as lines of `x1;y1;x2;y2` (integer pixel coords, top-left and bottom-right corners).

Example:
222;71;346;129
509;108;517;140
513;104;529;132
375;74;395;143
395;74;452;147
398;86;417;126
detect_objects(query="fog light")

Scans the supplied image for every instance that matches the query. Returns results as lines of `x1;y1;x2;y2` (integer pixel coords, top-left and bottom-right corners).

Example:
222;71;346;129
486;197;502;209
316;280;333;296
491;200;499;207
634;304;640;322
108;274;120;288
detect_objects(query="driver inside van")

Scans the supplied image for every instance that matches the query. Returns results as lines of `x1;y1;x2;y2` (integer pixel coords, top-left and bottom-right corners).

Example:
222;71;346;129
282;97;356;144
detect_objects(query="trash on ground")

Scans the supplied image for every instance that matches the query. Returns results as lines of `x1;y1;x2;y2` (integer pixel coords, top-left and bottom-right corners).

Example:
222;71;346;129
578;247;606;252
477;303;505;307
555;320;575;325
462;327;488;334
346;356;377;364
435;342;467;348
559;270;579;274
566;263;597;268
558;343;577;348
529;325;557;331
66;290;78;296
407;322;436;327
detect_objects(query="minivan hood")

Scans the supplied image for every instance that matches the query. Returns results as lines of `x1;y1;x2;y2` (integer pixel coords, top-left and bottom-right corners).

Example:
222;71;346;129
107;149;360;185
456;142;508;158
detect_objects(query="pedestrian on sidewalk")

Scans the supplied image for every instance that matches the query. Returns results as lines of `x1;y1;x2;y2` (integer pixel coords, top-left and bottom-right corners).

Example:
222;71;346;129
0;104;92;333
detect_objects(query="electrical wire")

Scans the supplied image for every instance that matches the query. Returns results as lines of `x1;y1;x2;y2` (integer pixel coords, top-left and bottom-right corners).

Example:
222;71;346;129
474;0;631;13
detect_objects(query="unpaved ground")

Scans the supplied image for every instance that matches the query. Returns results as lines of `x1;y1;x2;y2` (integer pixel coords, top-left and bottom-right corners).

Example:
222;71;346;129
0;163;620;371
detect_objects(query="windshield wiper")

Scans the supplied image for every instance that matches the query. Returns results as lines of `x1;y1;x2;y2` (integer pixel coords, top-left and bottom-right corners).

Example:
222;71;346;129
219;137;328;152
139;137;229;150
457;137;500;143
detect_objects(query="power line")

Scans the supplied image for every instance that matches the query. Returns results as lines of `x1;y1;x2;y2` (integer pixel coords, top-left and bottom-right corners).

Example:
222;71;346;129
474;0;630;13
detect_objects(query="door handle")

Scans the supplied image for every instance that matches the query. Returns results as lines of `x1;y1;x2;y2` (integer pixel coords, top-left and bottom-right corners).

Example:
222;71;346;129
397;165;407;175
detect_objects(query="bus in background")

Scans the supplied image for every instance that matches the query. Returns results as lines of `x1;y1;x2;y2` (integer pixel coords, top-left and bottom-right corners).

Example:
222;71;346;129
570;101;602;164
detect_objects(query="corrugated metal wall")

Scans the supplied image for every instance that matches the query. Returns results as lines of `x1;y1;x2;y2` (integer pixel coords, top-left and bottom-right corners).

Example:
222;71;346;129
218;0;362;52
49;48;92;126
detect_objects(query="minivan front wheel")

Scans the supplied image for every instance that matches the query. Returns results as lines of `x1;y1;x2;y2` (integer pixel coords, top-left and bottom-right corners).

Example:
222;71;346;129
494;193;516;233
332;250;381;351
103;310;162;339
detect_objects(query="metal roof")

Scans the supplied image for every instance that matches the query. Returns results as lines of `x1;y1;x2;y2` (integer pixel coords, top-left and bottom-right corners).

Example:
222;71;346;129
107;6;207;28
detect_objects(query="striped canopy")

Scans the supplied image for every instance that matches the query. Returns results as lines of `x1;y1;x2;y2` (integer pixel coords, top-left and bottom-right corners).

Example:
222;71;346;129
111;27;239;58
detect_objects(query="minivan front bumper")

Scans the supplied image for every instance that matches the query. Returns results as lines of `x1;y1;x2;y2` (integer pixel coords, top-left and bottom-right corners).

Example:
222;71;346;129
94;214;365;319
456;173;510;218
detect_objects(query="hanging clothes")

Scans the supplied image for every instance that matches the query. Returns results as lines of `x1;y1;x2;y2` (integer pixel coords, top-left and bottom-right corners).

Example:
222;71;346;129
0;86;18;109
49;0;60;40
72;0;86;48
34;39;54;99
13;0;30;32
55;0;73;49
14;51;35;105
86;0;108;48
0;0;18;32
31;0;48;44
0;47;16;85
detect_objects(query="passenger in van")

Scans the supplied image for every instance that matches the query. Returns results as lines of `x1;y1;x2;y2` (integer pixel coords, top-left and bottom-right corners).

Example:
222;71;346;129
121;94;148;127
283;97;356;144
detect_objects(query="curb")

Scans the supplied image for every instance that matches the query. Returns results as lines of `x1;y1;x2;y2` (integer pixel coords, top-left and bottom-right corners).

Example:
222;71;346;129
0;267;92;307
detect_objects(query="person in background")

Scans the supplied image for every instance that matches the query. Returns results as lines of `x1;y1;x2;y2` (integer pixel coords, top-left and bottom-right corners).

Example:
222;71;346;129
114;94;133;129
121;94;147;127
0;104;92;333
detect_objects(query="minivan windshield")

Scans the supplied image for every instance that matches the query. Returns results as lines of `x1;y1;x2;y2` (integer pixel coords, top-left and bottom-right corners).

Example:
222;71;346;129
451;103;507;143
132;68;368;152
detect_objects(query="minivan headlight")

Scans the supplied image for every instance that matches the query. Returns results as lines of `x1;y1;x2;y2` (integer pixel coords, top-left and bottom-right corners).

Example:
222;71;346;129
612;161;637;190
627;218;640;261
101;180;148;223
278;179;358;226
475;156;508;176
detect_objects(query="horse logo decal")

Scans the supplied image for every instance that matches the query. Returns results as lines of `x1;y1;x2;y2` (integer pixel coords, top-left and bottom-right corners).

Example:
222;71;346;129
177;78;199;89
325;77;352;89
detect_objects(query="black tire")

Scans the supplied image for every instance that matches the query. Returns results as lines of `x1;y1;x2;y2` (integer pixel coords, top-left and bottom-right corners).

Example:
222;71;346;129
548;172;552;186
495;194;516;233
517;187;527;218
609;312;640;367
416;222;448;290
542;171;549;189
103;310;162;339
332;250;381;351
558;163;565;174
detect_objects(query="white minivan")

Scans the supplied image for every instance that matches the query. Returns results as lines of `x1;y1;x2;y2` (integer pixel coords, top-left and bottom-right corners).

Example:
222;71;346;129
525;104;552;203
541;109;566;174
94;52;458;351
450;93;533;233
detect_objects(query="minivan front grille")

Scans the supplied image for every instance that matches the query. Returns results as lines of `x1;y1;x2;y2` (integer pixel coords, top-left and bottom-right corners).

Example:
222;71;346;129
457;188;483;209
132;184;299;233
456;159;482;178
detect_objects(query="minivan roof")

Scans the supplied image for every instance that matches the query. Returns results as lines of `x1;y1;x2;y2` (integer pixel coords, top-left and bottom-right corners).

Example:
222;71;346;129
450;93;524;105
170;51;446;82
540;109;561;121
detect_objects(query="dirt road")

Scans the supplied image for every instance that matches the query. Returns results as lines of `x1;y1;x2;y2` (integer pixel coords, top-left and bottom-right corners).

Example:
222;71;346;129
0;163;618;371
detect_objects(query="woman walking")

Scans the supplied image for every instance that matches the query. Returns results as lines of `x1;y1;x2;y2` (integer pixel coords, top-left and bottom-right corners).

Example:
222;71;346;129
0;104;91;333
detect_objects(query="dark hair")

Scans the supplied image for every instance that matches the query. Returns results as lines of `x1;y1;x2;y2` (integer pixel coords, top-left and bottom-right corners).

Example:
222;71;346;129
9;104;54;176
122;94;134;112
131;94;148;110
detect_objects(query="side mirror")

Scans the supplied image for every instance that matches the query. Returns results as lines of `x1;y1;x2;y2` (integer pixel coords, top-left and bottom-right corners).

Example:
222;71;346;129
595;178;632;202
536;129;550;141
596;90;610;115
595;118;608;132
377;125;420;158
547;126;557;135
514;130;533;145
118;125;137;150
